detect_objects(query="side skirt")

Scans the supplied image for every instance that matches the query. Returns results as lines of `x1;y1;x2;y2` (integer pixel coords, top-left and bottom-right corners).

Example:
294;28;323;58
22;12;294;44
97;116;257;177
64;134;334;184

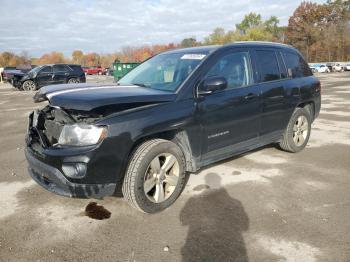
198;130;283;169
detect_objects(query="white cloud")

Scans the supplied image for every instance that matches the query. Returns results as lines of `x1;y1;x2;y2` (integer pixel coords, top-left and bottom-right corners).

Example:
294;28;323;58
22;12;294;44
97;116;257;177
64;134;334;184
0;0;327;56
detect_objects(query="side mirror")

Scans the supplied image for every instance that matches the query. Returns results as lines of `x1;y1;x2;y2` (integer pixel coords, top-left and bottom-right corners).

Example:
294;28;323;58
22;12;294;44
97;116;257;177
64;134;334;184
198;77;227;95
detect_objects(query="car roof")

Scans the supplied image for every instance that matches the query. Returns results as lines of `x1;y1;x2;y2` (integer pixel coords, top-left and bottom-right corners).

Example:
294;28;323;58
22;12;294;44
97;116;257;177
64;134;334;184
224;41;294;49
162;45;220;55
162;41;297;56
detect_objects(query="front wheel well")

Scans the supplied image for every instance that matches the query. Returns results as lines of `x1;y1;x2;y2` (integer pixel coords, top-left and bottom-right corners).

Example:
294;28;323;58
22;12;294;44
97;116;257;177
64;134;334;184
129;130;197;173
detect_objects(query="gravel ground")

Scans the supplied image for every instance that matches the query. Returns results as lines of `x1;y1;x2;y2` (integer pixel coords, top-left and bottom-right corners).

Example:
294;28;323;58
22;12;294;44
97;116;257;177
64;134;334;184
0;73;349;262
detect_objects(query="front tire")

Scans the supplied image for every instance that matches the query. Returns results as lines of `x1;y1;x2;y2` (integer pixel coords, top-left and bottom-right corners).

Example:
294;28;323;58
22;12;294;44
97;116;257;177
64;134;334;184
279;107;311;153
22;80;36;91
122;139;187;213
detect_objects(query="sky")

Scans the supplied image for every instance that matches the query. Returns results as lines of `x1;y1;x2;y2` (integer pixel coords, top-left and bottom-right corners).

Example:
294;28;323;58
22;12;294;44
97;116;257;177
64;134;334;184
0;0;327;57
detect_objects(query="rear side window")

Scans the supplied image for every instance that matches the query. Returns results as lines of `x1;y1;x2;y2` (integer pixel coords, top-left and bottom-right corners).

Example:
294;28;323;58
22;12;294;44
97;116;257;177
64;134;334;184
283;51;312;78
206;51;252;89
53;65;69;73
256;50;280;82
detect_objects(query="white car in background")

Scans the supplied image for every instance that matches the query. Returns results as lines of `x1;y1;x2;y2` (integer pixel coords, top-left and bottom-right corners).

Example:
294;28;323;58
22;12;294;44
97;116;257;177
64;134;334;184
345;64;350;71
313;64;330;73
332;64;344;72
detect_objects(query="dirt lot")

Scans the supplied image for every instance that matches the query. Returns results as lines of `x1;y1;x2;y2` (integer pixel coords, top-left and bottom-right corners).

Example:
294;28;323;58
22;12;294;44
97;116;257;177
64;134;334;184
0;73;349;262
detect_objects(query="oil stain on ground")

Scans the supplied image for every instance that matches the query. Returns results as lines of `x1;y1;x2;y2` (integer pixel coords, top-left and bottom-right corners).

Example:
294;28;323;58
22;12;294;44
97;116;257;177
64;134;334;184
85;202;111;220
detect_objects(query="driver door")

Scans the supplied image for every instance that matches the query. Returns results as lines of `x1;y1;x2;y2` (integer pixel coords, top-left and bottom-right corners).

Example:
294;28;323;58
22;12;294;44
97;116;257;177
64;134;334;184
197;48;262;163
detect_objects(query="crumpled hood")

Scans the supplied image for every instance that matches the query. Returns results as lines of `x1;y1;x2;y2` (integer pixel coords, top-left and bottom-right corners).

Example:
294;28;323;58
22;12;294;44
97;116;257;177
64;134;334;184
33;83;176;111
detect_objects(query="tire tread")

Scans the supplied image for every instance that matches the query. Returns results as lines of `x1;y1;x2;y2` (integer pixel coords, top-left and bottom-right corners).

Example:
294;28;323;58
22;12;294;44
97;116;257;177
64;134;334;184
279;107;311;153
122;139;169;213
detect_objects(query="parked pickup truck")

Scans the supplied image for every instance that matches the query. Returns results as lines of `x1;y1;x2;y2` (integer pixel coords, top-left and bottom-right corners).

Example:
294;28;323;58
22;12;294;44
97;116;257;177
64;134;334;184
1;65;33;82
25;42;321;213
83;66;104;75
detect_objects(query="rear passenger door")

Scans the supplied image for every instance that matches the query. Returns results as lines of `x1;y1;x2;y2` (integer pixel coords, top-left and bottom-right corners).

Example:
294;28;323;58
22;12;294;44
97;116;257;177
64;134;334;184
53;65;70;84
253;49;291;139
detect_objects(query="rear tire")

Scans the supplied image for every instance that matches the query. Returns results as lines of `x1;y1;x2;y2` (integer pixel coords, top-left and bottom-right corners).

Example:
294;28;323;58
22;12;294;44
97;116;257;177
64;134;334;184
67;78;79;84
122;139;187;213
279;107;311;153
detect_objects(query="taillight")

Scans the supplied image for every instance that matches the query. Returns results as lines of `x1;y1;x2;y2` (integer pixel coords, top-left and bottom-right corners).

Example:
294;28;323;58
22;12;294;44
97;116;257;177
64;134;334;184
315;82;321;93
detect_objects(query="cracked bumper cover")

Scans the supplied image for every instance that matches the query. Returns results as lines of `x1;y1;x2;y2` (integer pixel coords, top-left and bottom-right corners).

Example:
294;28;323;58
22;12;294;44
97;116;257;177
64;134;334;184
25;148;116;198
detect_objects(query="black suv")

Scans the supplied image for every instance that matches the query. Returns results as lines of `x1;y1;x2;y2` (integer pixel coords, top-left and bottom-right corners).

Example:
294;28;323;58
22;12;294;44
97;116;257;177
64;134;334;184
12;64;86;91
25;42;321;213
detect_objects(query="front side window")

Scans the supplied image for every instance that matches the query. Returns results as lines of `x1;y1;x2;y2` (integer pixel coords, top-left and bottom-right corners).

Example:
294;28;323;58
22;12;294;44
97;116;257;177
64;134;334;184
276;52;288;79
118;52;208;92
40;66;52;74
256;50;281;82
206;52;252;89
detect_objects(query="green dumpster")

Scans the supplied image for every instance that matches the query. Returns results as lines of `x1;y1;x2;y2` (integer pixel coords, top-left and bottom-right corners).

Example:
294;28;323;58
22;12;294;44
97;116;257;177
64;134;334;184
112;62;140;81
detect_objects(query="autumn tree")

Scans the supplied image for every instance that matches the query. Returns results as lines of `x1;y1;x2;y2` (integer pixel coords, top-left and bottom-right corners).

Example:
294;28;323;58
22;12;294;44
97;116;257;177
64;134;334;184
204;27;226;45
180;37;198;47
37;51;65;64
203;13;285;45
0;52;15;66
286;1;330;61
82;53;101;66
236;13;263;33
0;51;31;67
324;0;350;61
72;50;84;64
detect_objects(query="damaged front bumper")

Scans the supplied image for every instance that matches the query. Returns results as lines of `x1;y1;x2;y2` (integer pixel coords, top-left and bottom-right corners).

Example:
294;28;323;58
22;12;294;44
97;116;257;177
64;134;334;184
25;109;117;198
25;147;116;198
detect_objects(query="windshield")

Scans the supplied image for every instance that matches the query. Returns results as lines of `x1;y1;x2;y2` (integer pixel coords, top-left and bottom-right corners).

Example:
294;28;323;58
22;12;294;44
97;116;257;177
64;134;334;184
29;65;43;74
118;52;208;92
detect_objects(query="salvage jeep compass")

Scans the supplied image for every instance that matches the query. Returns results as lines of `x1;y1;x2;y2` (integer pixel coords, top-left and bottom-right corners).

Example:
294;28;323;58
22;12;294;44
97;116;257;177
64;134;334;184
25;42;321;213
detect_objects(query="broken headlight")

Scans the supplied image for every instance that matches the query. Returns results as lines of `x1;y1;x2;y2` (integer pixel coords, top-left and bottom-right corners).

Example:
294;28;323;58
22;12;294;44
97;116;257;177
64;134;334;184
58;124;107;146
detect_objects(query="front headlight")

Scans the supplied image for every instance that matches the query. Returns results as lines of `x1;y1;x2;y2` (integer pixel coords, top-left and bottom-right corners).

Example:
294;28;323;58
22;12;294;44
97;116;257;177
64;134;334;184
58;124;107;146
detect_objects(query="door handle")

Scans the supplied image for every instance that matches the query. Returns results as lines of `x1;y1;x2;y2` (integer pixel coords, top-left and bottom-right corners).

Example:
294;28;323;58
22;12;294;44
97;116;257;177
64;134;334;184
244;93;257;100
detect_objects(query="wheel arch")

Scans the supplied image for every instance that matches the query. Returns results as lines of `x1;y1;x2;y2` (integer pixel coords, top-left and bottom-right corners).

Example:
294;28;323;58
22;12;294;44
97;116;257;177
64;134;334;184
128;129;197;173
296;101;315;122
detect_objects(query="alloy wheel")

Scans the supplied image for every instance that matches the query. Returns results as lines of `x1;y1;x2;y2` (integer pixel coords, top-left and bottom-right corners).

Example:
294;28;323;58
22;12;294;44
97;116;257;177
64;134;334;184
143;153;180;203
68;78;79;84
23;81;36;91
293;115;309;146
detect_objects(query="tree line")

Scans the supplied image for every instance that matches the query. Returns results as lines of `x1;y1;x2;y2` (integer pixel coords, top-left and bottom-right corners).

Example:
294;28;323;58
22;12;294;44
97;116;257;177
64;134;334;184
0;0;348;68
